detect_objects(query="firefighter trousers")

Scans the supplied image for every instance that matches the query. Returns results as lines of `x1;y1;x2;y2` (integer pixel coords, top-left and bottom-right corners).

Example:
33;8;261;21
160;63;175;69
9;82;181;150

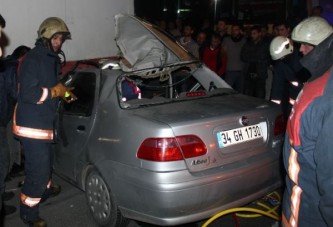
20;138;53;222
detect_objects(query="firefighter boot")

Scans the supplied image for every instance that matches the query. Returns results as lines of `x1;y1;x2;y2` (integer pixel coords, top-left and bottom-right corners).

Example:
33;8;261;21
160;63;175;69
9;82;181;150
23;217;47;227
40;184;61;203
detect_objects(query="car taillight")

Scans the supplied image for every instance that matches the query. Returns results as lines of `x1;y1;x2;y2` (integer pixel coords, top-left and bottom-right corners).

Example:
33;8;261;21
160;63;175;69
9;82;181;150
137;135;207;162
186;91;206;97
176;135;207;158
274;114;286;136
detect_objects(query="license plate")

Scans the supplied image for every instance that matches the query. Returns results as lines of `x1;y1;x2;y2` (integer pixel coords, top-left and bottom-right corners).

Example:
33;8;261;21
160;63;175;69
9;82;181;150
217;124;263;148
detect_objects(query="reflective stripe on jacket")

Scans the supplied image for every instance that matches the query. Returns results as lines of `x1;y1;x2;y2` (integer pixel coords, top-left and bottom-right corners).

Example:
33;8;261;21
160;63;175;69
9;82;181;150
12;105;53;140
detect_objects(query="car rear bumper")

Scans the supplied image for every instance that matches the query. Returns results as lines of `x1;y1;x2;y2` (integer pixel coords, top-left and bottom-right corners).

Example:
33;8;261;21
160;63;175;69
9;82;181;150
98;155;282;226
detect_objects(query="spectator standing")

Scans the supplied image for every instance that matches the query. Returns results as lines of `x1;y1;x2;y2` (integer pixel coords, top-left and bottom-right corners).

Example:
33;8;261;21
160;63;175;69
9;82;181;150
311;5;323;17
222;23;246;93
0;13;20;221
175;18;183;37
177;24;199;58
276;21;291;38
282;16;333;226
200;18;213;38
196;30;208;60
167;20;181;39
215;19;229;41
261;24;274;43
241;25;270;98
202;33;227;77
0;13;18;221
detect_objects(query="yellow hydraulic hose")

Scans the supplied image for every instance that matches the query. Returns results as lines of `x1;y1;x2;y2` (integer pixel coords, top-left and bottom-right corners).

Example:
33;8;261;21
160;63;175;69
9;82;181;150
202;191;281;227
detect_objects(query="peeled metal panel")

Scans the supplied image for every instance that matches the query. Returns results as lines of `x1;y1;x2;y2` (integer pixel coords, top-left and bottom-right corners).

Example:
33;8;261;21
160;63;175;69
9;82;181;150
114;14;194;71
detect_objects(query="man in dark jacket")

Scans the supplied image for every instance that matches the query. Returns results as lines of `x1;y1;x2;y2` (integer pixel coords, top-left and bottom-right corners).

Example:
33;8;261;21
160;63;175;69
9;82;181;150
0;45;30;219
282;17;333;227
12;17;76;227
0;12;14;221
241;25;271;99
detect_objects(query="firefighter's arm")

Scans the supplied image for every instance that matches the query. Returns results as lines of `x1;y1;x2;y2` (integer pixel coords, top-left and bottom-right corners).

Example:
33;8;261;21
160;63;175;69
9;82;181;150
50;83;77;103
270;63;286;104
20;57;77;104
315;102;333;226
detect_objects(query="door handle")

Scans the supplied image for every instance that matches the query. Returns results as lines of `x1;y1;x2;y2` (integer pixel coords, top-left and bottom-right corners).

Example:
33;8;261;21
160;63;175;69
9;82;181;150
77;125;85;132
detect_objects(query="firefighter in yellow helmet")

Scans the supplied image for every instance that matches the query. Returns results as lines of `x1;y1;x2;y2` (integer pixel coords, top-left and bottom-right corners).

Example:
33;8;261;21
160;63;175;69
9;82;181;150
12;17;77;227
282;17;333;226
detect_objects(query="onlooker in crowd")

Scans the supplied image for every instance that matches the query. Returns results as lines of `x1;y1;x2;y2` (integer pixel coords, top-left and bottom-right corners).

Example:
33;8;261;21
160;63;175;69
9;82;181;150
0;14;4;57
200;18;213;38
241;25;270;98
276;20;291;38
260;23;277;100
311;5;323;17
159;20;167;31
1;45;31;156
157;19;167;31
1;45;31;178
177;24;199;58
282;16;333;226
272;23;279;37
0;13;18;221
222;23;246;93
269;36;309;119
12;17;77;226
202;32;227;77
215;19;229;41
167;20;181;38
175;18;183;36
196;30;208;60
260;24;274;43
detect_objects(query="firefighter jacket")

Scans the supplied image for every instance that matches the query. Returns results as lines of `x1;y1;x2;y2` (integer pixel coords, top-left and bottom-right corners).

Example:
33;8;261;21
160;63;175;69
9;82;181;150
13;40;60;141
282;34;333;227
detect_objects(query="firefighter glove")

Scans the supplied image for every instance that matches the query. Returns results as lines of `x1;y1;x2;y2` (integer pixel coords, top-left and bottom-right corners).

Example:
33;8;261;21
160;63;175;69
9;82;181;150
50;82;77;102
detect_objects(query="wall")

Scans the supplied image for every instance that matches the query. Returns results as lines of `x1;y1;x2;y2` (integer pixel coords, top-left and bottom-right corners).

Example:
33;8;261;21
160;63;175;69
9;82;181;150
0;0;134;60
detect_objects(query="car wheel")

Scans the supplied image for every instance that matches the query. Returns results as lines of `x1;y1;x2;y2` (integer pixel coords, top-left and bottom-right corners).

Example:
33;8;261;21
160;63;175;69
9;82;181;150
85;169;129;227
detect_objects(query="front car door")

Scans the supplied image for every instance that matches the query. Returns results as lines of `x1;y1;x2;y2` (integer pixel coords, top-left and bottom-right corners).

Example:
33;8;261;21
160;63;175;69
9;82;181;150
54;68;100;181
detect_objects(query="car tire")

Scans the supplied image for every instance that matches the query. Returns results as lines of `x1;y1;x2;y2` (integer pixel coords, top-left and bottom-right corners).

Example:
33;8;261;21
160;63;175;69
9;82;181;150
85;169;129;227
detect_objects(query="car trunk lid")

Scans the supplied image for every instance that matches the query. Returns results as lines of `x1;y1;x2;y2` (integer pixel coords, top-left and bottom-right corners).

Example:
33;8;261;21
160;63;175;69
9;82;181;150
131;94;278;172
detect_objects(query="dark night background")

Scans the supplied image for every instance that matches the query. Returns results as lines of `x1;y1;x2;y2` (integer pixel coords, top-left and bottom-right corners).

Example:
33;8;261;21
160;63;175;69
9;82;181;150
134;0;332;30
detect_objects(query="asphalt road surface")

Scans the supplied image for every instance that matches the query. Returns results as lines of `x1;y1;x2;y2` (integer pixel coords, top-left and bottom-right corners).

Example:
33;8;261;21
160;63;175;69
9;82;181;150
3;172;279;227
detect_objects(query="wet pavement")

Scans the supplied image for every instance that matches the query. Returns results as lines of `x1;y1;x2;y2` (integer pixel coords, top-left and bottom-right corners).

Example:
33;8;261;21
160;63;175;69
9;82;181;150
2;171;280;227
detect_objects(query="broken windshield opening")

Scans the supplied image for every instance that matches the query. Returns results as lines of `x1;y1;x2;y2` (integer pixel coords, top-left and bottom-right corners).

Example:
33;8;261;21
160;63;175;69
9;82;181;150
118;64;234;109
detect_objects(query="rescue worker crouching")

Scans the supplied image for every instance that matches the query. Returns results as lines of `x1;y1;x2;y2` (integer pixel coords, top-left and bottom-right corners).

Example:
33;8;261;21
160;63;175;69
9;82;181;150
12;17;77;227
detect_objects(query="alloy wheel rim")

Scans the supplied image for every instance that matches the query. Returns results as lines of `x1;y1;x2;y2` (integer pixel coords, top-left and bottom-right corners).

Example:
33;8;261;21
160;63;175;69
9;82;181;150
87;174;111;223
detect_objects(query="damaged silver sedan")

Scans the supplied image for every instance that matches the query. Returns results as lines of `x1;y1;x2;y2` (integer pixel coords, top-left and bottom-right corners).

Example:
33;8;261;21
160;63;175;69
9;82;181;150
53;14;285;226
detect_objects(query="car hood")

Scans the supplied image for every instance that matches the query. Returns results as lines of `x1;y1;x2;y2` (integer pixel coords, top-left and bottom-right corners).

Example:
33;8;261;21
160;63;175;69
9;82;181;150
114;14;196;72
